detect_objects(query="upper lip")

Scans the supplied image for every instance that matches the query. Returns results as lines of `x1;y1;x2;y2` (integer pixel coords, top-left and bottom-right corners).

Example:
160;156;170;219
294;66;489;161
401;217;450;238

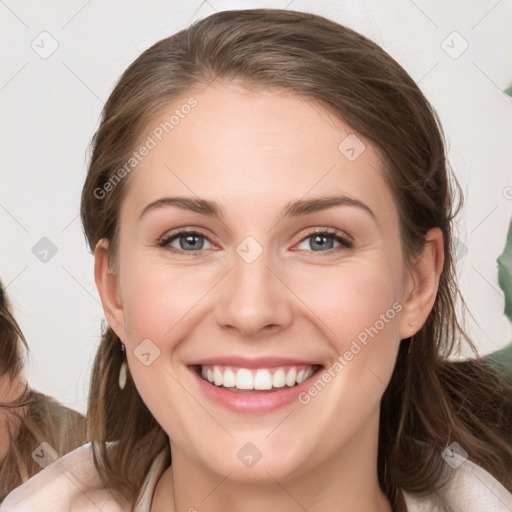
188;356;323;369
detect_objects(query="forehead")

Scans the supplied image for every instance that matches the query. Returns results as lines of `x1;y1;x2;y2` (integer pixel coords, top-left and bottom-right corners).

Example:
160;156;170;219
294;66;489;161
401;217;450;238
121;83;398;226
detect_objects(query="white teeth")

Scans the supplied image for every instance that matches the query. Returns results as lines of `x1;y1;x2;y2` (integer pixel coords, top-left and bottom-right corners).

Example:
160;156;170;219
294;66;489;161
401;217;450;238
236;369;253;389
223;368;236;388
254;369;273;390
213;367;223;386
285;367;296;386
200;365;316;390
272;369;286;388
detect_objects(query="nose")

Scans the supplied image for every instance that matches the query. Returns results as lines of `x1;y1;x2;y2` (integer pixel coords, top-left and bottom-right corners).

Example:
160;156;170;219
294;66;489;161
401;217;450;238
215;247;294;339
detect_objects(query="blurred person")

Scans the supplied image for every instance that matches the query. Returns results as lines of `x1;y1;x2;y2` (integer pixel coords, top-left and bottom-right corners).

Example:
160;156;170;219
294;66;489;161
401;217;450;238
0;280;86;501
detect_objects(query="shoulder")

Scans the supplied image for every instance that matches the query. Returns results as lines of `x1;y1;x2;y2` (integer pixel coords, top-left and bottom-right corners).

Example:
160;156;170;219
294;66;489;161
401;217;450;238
403;453;512;511
0;443;129;512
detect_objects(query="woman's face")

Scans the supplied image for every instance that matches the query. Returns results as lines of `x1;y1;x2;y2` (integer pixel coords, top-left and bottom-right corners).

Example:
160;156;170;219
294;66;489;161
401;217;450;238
97;83;433;482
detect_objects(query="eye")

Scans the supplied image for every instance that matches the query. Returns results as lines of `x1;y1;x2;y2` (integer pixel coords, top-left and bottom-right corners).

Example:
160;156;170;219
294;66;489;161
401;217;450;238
295;229;353;253
158;230;215;255
158;228;353;256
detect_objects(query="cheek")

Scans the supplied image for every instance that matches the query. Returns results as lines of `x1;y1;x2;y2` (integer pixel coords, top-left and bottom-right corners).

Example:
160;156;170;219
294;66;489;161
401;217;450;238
118;257;212;435
287;259;403;452
295;257;403;346
120;255;211;345
291;254;404;408
335;269;402;350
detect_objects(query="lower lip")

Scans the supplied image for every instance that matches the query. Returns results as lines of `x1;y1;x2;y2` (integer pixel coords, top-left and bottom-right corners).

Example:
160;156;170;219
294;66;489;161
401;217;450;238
188;366;321;414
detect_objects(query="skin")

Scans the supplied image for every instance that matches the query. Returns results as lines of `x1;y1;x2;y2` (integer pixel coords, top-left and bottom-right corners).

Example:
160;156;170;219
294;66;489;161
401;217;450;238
95;82;443;512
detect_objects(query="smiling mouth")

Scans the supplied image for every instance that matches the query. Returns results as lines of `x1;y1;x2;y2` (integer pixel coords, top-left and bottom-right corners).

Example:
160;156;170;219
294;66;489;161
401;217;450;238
191;364;323;394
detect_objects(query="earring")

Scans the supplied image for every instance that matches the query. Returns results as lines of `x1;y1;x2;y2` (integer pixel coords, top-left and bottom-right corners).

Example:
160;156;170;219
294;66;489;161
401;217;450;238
408;325;414;354
119;343;128;390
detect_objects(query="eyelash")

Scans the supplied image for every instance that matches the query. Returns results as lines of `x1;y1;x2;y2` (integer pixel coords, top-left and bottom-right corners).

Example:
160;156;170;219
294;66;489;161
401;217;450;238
157;228;353;256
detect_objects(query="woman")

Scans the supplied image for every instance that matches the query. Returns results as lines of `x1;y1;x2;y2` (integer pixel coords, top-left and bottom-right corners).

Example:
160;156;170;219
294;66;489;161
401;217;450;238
0;281;86;501
2;8;511;511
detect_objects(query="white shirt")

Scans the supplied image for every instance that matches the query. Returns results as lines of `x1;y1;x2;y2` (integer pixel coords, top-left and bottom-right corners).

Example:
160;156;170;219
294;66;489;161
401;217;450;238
1;443;511;511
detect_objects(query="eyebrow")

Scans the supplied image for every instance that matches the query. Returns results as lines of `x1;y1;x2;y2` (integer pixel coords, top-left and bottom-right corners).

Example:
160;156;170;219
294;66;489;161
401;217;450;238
139;195;376;222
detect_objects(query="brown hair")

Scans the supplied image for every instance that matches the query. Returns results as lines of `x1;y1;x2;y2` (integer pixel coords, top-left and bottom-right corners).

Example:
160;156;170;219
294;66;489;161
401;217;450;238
80;8;512;510
0;282;87;500
0;282;29;381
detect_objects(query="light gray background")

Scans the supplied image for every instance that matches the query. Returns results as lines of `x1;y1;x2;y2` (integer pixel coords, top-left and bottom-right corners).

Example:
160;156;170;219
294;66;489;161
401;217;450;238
1;0;511;414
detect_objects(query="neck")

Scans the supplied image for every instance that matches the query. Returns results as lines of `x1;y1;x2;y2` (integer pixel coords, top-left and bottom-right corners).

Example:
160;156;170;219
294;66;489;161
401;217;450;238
153;414;392;512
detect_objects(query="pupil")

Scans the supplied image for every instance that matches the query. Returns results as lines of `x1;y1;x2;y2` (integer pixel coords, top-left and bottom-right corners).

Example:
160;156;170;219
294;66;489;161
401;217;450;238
312;235;333;251
181;235;203;250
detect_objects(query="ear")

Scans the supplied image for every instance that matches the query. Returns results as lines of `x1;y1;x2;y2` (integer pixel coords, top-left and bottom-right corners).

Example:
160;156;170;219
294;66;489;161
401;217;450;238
399;227;444;339
94;239;127;341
